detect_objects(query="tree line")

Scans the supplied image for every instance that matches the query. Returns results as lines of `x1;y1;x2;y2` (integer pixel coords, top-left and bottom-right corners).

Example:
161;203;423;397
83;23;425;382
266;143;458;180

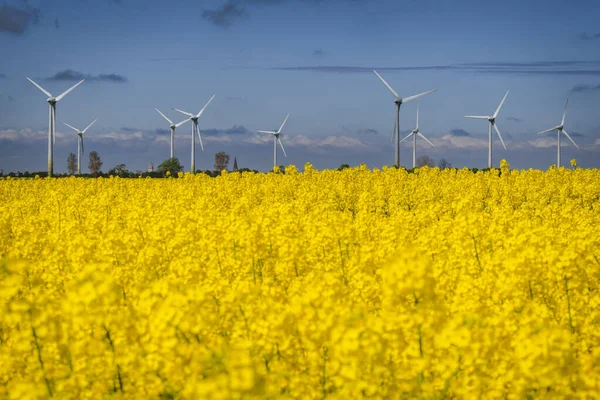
1;152;455;178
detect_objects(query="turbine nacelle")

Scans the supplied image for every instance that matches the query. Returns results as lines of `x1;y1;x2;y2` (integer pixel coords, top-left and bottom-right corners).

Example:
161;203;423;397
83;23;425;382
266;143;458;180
464;90;510;167
170;124;176;130
394;98;403;105
47;97;57;104
536;98;580;166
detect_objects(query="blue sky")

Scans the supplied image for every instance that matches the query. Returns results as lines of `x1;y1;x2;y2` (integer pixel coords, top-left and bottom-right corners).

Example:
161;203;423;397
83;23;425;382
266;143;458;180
1;0;600;172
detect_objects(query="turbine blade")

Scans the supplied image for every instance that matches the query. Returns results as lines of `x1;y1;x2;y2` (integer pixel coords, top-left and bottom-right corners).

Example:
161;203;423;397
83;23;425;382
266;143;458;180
278;138;287;157
416;104;420;130
155;108;174;125
561;98;569;126
175;119;189;128
465;115;489;119
172;108;194;117
197;126;204;151
493;90;510;119
26;77;52;97
63;122;80;132
258;130;277;134
493;123;507;150
537;126;560;135
390;118;397;143
399;132;412;144
561;129;579;149
418;132;435;147
196;94;216;118
82;118;98;133
402;88;438;104
56;80;85;102
373;70;399;98
277;113;290;134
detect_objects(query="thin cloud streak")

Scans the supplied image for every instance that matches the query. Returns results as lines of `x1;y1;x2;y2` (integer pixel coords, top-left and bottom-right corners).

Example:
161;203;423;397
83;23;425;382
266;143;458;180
45;69;128;83
578;33;600;41
271;66;455;73
569;84;600;93
146;56;208;62
271;61;600;76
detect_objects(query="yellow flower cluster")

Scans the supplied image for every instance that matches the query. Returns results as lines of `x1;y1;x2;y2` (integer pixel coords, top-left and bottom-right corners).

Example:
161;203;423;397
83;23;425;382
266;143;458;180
1;166;599;399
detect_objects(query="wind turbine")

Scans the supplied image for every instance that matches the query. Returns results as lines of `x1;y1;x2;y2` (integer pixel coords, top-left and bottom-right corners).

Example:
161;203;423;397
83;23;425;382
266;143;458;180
373;70;437;167
155;109;189;159
258;113;289;169
173;94;215;174
63;119;97;175
399;105;435;168
26;77;85;176
465;90;509;169
537;99;579;168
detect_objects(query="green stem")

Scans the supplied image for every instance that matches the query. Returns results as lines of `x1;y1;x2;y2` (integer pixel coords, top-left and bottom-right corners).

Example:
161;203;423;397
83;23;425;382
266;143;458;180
32;326;53;397
472;234;482;273
564;277;575;334
321;347;329;398
417;325;423;358
528;280;534;300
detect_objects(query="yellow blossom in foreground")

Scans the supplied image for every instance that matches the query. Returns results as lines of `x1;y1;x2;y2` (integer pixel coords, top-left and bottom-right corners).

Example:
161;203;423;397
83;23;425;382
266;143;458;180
1;166;600;398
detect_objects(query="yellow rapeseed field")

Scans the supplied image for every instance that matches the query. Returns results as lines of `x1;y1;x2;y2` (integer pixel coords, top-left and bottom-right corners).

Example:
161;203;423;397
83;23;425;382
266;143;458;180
1;164;599;399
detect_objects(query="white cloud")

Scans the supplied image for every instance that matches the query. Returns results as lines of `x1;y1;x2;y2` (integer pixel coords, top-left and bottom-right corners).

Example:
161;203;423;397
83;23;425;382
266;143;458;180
436;134;488;149
204;135;233;143
285;135;314;146
0;128;45;141
527;137;584;148
215;133;368;149
595;138;600;146
154;135;170;144
242;133;272;145
90;131;145;142
317;136;366;148
528;137;557;148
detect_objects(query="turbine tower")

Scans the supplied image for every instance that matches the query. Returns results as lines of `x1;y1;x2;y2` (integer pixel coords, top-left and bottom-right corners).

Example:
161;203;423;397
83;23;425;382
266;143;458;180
173;94;215;174
399;105;435;168
27;78;85;176
537;99;579;168
465;90;509;169
63;119;98;175
373;70;437;168
155;108;188;159
258;113;289;169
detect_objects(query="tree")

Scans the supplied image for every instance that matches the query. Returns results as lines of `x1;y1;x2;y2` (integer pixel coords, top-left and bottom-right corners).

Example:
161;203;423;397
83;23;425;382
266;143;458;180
108;164;129;177
88;151;103;176
338;164;350;171
438;158;452;170
416;155;435;168
67;153;77;175
214;152;230;171
157;158;183;175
